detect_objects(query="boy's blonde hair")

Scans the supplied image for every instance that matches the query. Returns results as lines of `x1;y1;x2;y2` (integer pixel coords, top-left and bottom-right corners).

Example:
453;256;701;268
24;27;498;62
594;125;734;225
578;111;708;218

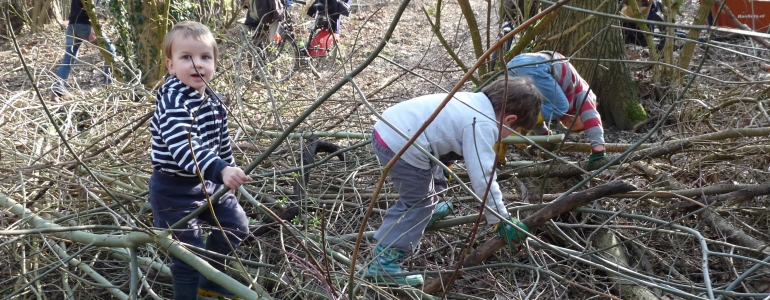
482;76;543;130
162;21;219;61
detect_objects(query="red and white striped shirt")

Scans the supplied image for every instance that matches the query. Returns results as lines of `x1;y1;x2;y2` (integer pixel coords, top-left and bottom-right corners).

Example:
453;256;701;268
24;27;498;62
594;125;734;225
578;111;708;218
547;51;604;147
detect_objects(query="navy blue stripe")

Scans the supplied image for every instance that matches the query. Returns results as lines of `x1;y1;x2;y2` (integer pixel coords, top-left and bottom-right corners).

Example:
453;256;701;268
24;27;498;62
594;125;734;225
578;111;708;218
149;77;233;184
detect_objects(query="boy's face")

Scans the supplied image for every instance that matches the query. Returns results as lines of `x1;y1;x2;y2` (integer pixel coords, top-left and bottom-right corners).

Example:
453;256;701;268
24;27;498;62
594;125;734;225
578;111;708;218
166;36;217;94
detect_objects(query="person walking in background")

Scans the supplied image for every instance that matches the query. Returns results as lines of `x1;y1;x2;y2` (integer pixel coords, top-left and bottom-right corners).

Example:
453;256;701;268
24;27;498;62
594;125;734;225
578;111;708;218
52;0;116;97
306;0;350;35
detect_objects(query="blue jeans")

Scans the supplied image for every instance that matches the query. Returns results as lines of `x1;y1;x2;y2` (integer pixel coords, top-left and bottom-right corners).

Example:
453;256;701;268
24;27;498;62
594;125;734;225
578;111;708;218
149;171;250;300
54;23;116;91
371;136;447;252
506;53;570;122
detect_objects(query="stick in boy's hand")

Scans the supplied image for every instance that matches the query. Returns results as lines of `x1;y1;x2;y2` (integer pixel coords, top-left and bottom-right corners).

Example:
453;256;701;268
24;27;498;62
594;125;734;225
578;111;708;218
221;166;252;190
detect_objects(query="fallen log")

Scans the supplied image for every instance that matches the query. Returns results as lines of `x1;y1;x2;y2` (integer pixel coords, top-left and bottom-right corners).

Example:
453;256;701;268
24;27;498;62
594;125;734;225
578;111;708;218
516;127;770;178
667;183;770;211
594;229;660;300
422;180;637;294
666;183;770;258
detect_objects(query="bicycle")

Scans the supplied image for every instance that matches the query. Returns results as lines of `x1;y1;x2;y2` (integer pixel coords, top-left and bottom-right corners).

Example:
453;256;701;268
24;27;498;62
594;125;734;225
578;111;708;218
244;0;344;83
304;0;344;77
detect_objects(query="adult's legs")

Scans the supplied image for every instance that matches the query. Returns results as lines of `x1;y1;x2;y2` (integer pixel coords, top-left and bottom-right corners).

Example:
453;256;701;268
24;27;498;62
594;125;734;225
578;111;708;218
54;23;116;92
621;22;649;47
54;24;89;93
333;0;352;34
91;29;117;82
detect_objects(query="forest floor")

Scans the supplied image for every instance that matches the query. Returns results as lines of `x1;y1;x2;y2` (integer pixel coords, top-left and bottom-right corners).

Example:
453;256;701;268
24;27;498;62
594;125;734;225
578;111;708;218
1;0;770;299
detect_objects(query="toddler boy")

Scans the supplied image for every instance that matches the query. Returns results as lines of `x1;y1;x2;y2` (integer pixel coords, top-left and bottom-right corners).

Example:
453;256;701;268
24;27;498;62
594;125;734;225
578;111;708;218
149;21;252;299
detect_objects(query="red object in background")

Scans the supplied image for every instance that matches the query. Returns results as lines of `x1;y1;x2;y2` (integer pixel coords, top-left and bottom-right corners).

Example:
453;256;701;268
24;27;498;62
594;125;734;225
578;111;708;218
711;0;770;31
308;29;339;58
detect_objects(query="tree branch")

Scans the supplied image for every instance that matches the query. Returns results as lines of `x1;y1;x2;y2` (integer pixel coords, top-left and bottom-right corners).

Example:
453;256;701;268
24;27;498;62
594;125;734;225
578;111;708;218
422;180;636;294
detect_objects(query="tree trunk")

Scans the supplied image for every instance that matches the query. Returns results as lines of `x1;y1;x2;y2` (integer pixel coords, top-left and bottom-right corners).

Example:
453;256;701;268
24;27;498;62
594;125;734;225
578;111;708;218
537;0;646;130
29;0;56;31
1;0;27;38
132;0;167;87
111;0;168;87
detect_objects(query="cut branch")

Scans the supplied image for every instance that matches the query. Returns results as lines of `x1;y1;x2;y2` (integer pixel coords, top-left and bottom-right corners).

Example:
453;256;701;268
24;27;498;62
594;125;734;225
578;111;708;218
516;127;770;177
667;183;770;211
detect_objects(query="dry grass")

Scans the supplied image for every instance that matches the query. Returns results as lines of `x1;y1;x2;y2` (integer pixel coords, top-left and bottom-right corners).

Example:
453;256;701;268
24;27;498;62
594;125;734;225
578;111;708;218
0;0;769;299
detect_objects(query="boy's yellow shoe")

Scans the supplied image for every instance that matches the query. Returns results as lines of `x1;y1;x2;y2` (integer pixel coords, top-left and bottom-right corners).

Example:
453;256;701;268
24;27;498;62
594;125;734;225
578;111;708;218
198;288;237;299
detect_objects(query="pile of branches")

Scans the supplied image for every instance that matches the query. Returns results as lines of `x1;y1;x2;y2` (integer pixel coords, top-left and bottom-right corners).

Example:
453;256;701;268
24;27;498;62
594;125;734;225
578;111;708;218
1;0;769;299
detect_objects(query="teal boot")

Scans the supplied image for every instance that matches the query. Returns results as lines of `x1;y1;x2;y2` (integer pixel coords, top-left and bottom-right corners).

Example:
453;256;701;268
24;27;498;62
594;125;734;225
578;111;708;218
368;245;424;286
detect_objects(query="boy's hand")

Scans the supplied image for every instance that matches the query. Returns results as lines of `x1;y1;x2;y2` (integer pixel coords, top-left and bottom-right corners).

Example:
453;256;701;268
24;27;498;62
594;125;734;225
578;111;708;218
493;217;529;252
89;28;96;42
494;142;508;164
221;166;252;190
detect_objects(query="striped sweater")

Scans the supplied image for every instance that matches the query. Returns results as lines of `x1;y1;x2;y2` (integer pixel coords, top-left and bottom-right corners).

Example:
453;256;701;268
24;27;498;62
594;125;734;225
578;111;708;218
150;76;234;184
547;51;604;147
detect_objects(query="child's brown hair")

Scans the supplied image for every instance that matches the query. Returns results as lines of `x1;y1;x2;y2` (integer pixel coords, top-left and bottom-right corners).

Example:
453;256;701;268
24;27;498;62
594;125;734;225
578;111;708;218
482;76;543;130
162;21;219;61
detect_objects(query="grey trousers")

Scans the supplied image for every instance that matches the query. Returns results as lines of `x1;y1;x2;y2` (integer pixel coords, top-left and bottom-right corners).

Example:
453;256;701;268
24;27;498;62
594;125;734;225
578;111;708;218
372;136;447;252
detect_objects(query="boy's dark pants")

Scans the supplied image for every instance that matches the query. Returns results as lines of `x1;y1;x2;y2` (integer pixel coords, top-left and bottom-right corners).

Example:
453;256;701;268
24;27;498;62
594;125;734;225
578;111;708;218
149;171;249;300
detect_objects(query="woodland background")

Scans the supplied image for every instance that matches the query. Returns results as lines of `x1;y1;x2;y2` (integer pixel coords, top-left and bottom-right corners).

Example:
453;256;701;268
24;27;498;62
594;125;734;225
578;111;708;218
0;0;769;299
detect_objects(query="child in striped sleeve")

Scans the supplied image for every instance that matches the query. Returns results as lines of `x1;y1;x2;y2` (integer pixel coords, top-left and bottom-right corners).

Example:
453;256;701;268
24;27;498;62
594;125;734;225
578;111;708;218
507;51;607;165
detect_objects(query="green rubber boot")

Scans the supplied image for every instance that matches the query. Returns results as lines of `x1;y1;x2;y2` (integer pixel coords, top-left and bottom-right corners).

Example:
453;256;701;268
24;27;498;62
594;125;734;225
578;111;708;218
367;245;424;286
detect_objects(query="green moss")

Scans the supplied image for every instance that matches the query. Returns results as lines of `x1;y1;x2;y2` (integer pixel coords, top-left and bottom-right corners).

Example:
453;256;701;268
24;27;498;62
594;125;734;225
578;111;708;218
625;100;648;122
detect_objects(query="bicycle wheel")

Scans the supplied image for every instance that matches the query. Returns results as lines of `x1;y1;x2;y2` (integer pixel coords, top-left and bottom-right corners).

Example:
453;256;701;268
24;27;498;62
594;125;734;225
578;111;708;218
307;30;341;77
256;30;300;83
310;41;339;76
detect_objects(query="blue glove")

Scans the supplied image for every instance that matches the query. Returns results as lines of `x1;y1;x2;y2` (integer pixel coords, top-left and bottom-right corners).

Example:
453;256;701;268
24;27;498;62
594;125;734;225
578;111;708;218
494;217;529;251
587;150;606;169
427;202;453;227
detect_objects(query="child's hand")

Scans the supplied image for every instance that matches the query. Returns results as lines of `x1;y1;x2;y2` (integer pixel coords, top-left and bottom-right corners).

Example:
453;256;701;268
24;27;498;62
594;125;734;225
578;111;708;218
221;166;252;190
494;217;530;252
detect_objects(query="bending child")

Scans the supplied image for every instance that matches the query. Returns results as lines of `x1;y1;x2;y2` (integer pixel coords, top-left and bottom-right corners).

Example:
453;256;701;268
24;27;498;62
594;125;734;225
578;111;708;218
148;21;252;299
368;76;543;286
507;51;607;163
